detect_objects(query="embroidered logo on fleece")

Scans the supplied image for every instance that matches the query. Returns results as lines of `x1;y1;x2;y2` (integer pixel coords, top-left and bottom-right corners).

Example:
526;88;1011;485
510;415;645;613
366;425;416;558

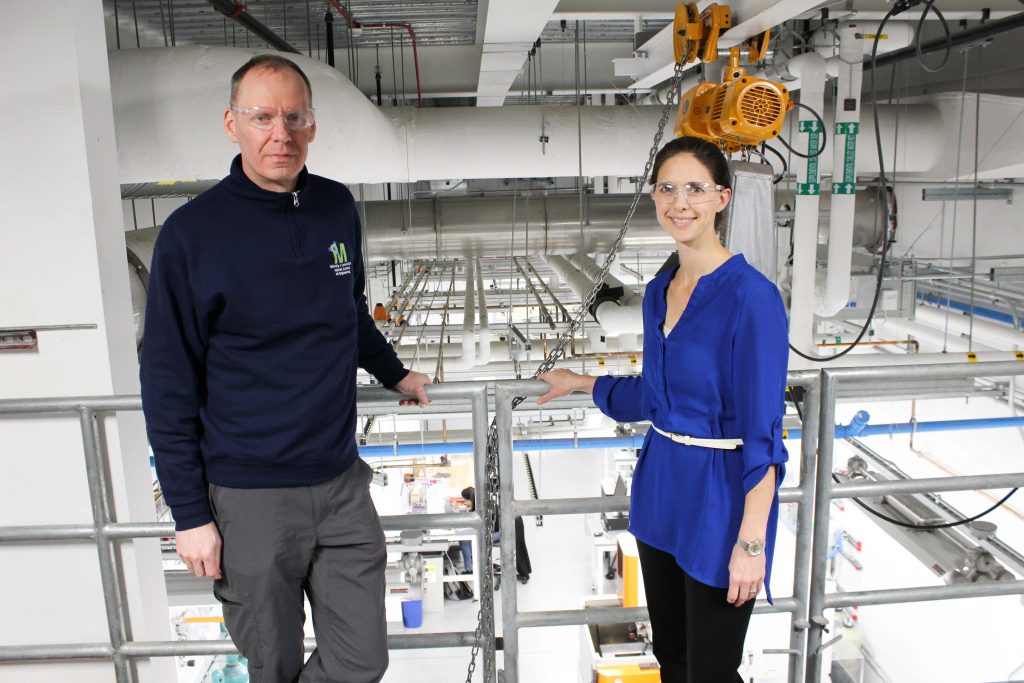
328;241;352;277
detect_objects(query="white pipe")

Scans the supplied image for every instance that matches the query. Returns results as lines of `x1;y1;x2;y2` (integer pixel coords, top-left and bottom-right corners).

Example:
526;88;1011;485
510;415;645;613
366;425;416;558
475;257;491;365
568;254;644;336
447;260;476;371
816;26;863;317
567;254;631;293
787;53;828;356
543;255;597;306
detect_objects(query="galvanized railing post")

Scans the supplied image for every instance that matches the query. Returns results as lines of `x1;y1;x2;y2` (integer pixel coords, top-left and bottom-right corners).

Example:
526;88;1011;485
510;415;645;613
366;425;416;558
78;407;135;682
470;385;497;682
788;373;819;683
806;369;839;682
494;382;519;683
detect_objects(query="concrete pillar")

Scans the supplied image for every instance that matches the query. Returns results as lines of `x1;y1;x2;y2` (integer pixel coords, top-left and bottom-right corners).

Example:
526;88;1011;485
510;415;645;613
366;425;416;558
1;3;174;682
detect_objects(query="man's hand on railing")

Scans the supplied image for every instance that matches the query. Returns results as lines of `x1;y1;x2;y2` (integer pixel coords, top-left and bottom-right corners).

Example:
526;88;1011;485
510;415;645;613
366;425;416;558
395;370;432;406
176;522;223;579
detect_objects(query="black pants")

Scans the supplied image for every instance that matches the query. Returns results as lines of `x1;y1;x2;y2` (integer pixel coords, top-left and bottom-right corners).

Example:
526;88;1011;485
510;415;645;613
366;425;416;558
637;539;754;683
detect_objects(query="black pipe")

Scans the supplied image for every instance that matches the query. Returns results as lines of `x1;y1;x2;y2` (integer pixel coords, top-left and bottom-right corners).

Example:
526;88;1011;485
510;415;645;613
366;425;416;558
873;11;1024;69
325;11;336;67
209;0;301;54
375;66;383;105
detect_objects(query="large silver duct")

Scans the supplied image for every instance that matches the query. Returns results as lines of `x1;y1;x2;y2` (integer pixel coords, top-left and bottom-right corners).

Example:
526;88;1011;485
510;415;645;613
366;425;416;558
360;194;668;260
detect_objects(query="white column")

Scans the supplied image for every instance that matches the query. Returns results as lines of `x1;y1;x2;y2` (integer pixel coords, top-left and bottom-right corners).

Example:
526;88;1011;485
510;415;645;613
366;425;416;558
0;3;174;682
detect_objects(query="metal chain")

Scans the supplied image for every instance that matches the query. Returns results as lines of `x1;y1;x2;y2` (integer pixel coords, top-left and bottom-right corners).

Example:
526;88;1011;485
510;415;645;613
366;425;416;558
464;61;687;683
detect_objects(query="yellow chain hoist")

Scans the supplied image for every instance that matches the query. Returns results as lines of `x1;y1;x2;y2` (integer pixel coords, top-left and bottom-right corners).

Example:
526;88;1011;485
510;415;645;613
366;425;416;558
672;2;792;152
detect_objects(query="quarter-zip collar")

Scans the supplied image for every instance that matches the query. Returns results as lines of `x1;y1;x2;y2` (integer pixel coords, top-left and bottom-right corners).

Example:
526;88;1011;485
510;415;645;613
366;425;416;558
223;154;310;213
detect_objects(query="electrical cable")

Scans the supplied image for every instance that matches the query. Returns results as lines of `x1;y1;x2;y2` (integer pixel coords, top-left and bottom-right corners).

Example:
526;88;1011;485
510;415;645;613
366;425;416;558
832;472;1019;530
775;102;827;159
789;385;1019;530
760;141;789;184
914;0;952;73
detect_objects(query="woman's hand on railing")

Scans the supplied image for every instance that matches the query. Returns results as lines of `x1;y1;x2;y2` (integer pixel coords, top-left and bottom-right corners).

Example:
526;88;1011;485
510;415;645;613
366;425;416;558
537;369;596;406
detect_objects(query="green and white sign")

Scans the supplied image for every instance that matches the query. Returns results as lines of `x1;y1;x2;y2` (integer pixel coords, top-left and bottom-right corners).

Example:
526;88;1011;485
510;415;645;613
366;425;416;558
796;119;823;196
832;121;859;195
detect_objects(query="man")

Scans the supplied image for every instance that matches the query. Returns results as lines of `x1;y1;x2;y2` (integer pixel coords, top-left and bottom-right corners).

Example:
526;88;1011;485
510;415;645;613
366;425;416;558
141;54;430;682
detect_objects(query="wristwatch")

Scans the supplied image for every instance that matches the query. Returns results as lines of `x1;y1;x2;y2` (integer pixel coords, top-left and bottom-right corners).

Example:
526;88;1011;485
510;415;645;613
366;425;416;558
736;539;765;556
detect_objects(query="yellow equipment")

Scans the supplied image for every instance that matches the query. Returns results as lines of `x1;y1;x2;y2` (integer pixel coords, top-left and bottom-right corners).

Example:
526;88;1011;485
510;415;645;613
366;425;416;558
596;663;662;682
671;3;792;152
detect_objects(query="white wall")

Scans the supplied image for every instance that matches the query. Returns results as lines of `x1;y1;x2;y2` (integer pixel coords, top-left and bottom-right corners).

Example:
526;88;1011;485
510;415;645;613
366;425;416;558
0;3;173;681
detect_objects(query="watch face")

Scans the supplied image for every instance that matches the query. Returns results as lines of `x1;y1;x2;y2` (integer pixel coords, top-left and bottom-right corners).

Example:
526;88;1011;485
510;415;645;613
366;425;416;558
744;540;764;556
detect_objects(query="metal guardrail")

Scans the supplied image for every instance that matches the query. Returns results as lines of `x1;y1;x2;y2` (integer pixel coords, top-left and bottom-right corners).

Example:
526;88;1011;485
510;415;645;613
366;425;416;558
805;361;1024;682
492;372;820;683
3;363;1024;682
0;383;495;682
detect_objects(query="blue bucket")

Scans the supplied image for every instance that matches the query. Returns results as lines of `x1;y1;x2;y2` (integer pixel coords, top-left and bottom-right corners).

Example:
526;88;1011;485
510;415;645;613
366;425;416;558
401;599;423;628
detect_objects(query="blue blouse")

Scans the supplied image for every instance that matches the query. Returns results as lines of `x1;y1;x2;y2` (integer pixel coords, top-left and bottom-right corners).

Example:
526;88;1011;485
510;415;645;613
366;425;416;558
593;254;789;602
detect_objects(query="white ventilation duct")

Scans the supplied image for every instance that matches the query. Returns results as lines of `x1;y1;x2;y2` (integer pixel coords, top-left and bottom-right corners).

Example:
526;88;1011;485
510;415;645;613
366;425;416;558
109;47;947;186
109;47;404;184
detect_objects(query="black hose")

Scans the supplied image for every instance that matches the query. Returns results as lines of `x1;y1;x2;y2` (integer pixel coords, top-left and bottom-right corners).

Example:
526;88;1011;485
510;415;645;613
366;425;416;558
776;102;827;159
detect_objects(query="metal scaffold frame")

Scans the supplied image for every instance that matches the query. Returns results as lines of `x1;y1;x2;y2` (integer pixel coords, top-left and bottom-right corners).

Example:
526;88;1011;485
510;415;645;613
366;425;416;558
3;362;1024;682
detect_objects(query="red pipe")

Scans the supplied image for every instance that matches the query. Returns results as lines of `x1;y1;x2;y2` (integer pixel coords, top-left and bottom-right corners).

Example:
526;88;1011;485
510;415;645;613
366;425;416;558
328;0;423;107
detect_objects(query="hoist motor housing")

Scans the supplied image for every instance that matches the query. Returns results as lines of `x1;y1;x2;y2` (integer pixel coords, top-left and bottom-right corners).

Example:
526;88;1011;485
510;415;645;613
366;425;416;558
674;68;791;153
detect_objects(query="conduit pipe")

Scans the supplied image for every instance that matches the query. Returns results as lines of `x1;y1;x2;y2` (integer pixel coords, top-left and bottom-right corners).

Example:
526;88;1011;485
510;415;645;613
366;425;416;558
816;25;863;317
446;260;476;371
475;257;491;365
786;52;828;357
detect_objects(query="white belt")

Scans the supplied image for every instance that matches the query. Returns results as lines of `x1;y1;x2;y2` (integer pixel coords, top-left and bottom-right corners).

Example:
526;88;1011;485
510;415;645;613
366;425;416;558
650;425;743;450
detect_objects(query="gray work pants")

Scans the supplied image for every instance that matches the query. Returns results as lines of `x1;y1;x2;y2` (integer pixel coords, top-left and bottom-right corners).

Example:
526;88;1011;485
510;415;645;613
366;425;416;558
210;459;388;683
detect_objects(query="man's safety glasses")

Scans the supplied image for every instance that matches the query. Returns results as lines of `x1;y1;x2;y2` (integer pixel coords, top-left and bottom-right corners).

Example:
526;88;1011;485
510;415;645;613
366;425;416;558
231;106;316;131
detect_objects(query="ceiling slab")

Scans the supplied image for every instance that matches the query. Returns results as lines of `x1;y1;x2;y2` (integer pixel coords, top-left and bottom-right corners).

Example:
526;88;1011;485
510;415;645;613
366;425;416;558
474;0;563;105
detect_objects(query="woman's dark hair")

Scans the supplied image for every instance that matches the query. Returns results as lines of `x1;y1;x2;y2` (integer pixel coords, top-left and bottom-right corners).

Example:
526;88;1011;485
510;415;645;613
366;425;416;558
650;136;732;231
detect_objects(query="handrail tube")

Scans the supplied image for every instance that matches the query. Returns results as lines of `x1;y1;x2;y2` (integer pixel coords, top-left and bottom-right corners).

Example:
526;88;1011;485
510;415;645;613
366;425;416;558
832;472;1024;499
824;580;1024;609
516;606;650;628
0;524;97;542
0;632;480;663
511;489;803;519
823;360;1024;383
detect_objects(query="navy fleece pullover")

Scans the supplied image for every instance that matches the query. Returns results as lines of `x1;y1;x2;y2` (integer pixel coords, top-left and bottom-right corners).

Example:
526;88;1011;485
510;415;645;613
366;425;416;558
141;156;408;531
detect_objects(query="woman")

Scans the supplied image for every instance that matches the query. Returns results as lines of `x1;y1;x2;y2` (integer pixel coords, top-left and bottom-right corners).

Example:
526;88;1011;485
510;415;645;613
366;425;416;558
538;136;789;682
